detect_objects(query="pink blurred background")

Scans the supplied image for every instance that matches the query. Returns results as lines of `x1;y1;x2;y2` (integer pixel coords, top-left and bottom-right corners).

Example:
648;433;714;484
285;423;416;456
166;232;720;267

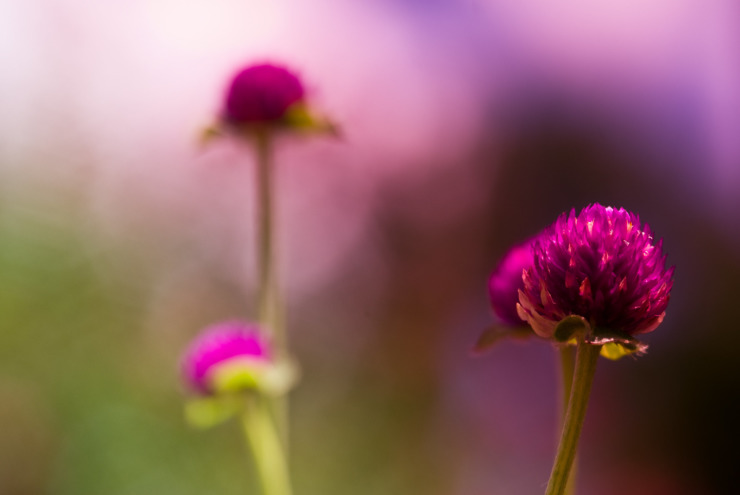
1;1;739;494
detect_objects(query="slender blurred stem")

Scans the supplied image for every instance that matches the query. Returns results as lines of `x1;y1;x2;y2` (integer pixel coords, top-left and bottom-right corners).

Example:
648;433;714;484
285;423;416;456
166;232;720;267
558;346;577;495
241;396;293;495
254;131;289;444
545;343;600;495
255;130;284;348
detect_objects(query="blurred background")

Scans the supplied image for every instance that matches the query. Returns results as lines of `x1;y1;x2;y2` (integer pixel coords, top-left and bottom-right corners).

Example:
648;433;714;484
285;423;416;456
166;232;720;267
1;0;739;494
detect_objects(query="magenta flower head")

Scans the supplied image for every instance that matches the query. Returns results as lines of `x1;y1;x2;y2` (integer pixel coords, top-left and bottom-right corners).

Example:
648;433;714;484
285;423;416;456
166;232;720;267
181;320;298;396
222;63;305;126
202;61;336;143
489;239;537;326
517;204;673;353
474;237;539;354
181;321;270;395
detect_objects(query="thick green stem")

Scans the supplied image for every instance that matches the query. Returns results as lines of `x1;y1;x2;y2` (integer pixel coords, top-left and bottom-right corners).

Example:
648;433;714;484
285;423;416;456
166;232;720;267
241;396;293;495
545;343;601;495
557;346;577;495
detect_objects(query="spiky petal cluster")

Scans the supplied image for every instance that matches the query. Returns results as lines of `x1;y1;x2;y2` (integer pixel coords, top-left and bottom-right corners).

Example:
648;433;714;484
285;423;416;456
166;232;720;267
222;63;305;126
489;239;536;326
181;321;271;395
517;204;673;341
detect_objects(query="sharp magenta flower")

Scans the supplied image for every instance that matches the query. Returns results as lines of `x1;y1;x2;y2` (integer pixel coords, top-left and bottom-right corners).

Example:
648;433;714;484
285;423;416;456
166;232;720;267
181;321;273;395
517;204;674;347
222;63;305;126
489;239;536;326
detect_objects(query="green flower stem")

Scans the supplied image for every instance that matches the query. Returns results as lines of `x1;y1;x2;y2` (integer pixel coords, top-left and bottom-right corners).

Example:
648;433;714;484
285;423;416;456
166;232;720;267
241;396;293;495
557;346;577;495
558;345;575;420
545;342;601;495
254;130;289;443
255;130;284;348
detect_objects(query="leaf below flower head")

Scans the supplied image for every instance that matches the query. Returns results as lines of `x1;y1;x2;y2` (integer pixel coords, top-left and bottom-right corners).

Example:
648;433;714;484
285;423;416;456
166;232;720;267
283;103;339;136
209;356;299;397
209;357;269;393
587;328;649;359
471;324;533;355
184;396;243;429
599;342;645;360
184;359;299;430
550;321;649;360
198;123;224;147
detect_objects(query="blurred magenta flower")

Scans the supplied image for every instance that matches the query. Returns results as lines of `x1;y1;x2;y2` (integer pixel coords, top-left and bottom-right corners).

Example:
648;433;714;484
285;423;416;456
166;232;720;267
203;62;335;142
222;63;305;126
489;238;537;326
181;321;272;395
181;321;297;487
474;238;539;354
517;204;673;351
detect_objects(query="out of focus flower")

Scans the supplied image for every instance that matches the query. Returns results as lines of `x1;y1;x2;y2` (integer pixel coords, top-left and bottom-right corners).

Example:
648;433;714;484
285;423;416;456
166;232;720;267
474;238;538;354
181;321;297;428
222;64;305;126
489;238;537;326
517;204;673;354
203;62;335;142
181;320;294;396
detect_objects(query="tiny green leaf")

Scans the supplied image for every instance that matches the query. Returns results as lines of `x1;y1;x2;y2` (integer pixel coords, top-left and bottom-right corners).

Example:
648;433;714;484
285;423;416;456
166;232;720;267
184;396;242;429
472;325;533;355
199;123;223;146
600;343;632;360
284;103;339;136
589;328;648;360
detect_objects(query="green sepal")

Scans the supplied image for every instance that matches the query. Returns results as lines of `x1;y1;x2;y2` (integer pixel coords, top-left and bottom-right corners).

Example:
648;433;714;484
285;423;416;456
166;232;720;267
600;343;634;360
203;106;338;143
588;328;648;360
471;324;533;355
284;103;339;136
184;396;243;429
209;357;300;397
199;123;224;147
258;358;300;395
210;359;266;394
554;315;590;343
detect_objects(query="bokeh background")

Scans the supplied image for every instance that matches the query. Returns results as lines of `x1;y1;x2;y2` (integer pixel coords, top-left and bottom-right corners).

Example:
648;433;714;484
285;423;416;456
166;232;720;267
1;1;739;494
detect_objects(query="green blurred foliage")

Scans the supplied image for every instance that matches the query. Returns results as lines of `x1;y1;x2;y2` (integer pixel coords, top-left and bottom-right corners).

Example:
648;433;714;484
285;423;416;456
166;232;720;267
0;205;258;495
0;193;451;495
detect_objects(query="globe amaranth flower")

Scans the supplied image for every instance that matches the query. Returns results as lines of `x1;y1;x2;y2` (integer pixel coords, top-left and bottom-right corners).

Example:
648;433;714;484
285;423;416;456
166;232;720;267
201;62;336;143
474;237;539;354
181;320;295;396
489;238;537;326
517;204;673;351
222;63;305;126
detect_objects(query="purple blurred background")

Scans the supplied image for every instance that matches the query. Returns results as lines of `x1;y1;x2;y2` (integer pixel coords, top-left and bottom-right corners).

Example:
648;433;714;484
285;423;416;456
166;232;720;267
1;1;739;494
